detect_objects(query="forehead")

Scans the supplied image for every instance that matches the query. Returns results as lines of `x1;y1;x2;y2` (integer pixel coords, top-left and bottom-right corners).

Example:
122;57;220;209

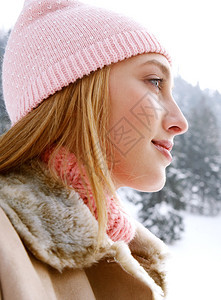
112;53;171;74
110;53;174;89
129;53;171;73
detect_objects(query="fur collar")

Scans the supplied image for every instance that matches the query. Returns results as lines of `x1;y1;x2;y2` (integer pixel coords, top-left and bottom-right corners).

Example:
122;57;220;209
0;160;113;271
0;160;167;300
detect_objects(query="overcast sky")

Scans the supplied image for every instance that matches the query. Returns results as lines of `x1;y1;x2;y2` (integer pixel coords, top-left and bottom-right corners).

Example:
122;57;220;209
0;0;220;93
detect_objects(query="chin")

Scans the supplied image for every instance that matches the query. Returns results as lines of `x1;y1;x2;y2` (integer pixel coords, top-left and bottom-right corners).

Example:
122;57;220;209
114;167;167;192
126;173;166;193
136;181;165;193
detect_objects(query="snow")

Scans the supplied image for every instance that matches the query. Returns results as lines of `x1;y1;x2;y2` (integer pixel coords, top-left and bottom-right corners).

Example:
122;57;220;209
167;213;221;300
121;196;221;300
118;192;142;219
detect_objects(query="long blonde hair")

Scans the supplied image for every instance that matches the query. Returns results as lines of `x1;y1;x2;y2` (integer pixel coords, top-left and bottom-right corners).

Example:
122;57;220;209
0;65;118;247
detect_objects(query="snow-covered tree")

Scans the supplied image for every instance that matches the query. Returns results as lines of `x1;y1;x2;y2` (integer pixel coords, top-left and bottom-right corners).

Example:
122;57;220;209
0;30;10;134
178;95;221;215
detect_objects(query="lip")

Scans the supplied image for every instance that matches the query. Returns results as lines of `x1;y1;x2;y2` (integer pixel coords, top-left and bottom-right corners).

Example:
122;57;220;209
151;140;173;162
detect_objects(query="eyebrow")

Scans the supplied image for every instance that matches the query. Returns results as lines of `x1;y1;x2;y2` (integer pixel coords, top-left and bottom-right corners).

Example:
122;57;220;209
140;59;170;77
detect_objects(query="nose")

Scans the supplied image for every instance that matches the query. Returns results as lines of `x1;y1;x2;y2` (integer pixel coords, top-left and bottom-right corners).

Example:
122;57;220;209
163;97;188;135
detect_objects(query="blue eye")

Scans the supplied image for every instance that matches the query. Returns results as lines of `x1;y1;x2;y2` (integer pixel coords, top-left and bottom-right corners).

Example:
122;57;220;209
149;78;163;89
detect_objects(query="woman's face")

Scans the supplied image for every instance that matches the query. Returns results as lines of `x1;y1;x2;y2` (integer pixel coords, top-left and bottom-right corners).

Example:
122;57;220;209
108;53;188;192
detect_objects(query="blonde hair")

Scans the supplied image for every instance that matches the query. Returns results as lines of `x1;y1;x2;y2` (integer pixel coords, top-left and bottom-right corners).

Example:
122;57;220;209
0;65;118;247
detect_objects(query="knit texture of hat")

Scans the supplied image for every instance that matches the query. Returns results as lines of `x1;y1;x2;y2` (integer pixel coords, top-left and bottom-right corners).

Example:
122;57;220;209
2;0;171;125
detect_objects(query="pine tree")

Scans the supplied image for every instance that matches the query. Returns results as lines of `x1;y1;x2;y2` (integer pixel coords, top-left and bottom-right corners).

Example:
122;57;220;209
180;95;221;215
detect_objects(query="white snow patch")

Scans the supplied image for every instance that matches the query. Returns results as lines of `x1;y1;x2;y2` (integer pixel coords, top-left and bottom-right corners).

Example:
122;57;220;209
167;213;221;300
119;195;221;300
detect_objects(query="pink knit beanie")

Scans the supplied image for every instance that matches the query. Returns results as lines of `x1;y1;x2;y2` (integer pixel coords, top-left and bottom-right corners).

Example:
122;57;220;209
2;0;171;125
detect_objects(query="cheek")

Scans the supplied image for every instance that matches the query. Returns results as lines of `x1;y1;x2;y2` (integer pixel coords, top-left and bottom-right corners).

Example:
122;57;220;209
109;81;146;127
109;138;167;192
108;86;144;146
108;90;162;152
108;79;164;167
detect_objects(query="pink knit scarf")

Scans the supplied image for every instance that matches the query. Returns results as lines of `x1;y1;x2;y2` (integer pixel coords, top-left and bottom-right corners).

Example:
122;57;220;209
41;147;135;244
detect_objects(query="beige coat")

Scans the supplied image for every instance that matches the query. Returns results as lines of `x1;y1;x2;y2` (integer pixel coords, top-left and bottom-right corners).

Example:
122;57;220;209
0;161;169;300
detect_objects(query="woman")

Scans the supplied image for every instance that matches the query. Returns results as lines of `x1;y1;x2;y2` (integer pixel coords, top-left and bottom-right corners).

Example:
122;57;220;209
0;0;188;299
